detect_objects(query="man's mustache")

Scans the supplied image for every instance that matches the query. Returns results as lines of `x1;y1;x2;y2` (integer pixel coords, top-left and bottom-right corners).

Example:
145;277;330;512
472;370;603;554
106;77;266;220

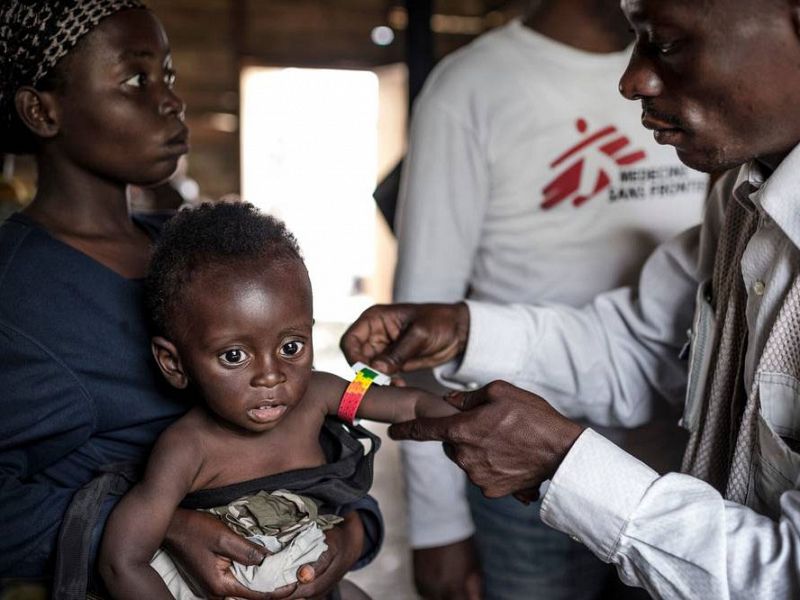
642;101;687;129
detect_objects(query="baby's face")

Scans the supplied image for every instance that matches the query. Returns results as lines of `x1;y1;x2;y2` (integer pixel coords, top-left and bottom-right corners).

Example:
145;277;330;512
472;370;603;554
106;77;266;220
176;258;314;433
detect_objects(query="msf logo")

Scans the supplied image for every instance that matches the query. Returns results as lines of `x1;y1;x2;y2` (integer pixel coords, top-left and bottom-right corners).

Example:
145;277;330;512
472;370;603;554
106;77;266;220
541;118;646;210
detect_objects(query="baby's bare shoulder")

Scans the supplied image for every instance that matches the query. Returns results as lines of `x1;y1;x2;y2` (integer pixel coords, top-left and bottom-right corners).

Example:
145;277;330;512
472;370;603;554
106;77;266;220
151;409;208;462
306;370;350;415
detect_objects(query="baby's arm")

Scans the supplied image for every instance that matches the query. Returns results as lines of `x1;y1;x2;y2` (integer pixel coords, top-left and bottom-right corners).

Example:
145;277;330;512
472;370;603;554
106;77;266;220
99;427;201;600
311;371;459;423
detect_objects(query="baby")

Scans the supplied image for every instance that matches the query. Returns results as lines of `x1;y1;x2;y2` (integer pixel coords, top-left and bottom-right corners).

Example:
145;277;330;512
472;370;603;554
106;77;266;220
98;202;457;599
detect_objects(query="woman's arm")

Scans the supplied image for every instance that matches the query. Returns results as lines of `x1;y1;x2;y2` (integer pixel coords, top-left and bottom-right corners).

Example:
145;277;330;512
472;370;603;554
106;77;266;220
0;322;95;577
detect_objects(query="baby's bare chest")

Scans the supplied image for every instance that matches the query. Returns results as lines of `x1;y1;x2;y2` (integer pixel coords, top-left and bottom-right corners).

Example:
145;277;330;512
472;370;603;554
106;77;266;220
192;415;328;491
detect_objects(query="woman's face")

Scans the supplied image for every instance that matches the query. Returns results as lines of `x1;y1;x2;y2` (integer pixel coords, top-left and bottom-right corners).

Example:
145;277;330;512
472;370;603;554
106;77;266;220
47;9;189;186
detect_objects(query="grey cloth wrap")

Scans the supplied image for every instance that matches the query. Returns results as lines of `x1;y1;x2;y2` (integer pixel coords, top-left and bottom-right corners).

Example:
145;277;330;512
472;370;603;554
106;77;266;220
0;0;145;150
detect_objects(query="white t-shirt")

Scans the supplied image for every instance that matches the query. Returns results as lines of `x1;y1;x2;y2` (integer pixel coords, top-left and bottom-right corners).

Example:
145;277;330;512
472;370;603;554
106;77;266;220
393;19;709;548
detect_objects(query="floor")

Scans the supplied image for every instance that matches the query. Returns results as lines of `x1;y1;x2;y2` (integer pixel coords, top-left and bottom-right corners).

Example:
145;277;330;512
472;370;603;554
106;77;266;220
347;423;420;600
314;322;419;600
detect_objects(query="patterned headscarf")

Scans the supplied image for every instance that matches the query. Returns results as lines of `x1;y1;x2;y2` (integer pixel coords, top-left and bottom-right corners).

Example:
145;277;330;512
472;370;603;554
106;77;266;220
0;0;146;152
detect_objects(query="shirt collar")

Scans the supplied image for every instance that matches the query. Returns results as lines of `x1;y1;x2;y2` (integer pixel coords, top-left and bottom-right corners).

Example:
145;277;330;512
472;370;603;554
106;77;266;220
735;143;800;251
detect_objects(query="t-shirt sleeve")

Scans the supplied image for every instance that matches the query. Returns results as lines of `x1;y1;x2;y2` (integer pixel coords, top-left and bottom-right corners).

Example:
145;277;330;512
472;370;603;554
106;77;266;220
393;94;489;304
0;320;95;577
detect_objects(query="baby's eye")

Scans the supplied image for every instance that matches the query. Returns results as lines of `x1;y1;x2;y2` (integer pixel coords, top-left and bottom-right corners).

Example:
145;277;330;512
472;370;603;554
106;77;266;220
123;73;148;88
280;341;305;357
219;348;248;365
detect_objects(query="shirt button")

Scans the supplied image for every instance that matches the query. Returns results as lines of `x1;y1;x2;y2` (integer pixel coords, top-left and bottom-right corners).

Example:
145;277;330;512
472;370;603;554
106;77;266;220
754;280;766;296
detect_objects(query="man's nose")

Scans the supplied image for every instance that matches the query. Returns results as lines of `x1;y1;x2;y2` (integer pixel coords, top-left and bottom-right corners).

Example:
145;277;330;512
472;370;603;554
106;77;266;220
619;52;663;101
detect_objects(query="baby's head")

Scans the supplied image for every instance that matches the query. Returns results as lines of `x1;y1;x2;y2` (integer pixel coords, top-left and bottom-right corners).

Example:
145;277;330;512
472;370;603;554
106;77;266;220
0;0;186;185
146;202;314;432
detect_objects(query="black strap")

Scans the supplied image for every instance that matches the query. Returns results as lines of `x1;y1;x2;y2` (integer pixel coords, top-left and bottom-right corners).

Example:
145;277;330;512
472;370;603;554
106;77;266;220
52;462;139;600
180;419;380;510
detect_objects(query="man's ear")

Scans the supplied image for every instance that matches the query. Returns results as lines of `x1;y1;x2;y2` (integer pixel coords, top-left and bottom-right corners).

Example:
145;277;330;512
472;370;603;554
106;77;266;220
151;336;189;389
14;87;59;141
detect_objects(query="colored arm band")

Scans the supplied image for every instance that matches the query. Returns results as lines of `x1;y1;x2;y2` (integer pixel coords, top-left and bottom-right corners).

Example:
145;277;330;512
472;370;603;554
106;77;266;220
338;362;390;423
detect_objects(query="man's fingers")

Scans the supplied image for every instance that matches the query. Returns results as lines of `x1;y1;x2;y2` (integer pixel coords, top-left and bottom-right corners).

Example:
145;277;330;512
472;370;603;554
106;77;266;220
372;323;431;373
442;441;456;462
465;571;483;600
445;389;490;412
339;317;378;364
388;416;456;442
390;375;407;387
340;305;409;368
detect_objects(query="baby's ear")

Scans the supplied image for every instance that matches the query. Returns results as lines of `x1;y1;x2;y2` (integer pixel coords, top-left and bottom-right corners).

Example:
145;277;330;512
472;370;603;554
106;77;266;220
151;336;189;389
14;87;60;141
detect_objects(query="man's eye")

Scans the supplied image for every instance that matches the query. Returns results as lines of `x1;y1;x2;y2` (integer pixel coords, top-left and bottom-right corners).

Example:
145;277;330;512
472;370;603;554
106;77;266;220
648;36;682;56
219;349;248;365
123;73;148;88
657;41;678;55
280;341;305;357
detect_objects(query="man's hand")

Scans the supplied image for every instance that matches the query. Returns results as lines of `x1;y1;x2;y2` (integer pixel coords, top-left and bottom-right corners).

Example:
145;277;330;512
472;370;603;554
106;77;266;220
413;538;482;600
389;381;585;498
340;303;470;375
164;509;272;600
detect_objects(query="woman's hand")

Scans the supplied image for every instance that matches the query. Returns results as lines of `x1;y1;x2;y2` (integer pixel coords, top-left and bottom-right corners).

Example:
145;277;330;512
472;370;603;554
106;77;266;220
164;508;272;600
264;509;365;599
165;506;365;599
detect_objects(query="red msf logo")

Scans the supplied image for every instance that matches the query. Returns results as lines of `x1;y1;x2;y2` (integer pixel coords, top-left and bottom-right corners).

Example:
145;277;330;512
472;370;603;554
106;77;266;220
541;118;647;210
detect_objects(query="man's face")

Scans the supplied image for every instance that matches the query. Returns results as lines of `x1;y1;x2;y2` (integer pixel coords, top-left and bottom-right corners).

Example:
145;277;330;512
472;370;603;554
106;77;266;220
620;0;800;172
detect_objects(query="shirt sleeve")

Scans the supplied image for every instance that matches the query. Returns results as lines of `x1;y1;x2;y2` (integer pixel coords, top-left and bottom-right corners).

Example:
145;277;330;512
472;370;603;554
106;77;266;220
440;174;734;427
392;93;489;304
438;223;701;427
392;86;489;548
542;429;800;599
0;320;95;577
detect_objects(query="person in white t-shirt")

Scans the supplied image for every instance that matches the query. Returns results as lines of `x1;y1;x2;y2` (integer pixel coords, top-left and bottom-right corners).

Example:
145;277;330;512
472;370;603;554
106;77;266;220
392;1;708;598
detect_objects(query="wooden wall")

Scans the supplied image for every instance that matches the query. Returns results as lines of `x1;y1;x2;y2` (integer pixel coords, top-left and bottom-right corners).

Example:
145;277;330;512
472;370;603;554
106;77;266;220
5;1;527;203
147;0;525;199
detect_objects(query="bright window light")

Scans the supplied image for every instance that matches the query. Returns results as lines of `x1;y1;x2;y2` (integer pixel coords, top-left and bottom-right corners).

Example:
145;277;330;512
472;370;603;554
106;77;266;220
241;67;380;325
